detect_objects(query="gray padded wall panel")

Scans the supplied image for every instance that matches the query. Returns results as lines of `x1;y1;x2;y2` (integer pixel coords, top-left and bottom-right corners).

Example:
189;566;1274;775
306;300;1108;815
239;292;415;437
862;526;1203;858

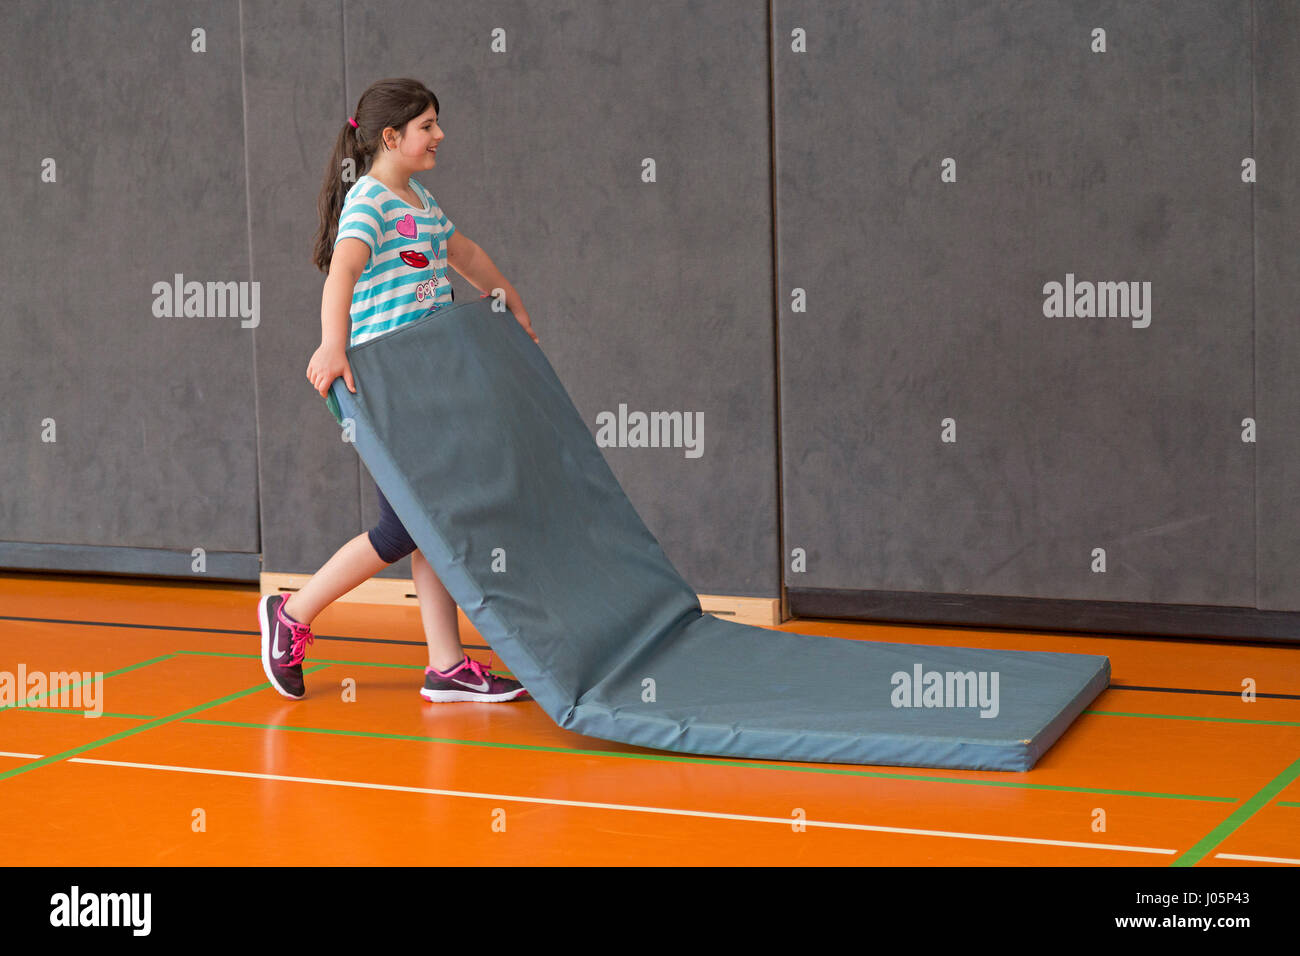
775;1;1256;607
242;0;378;579
9;0;1291;631
0;1;259;565
1254;0;1300;612
340;0;778;595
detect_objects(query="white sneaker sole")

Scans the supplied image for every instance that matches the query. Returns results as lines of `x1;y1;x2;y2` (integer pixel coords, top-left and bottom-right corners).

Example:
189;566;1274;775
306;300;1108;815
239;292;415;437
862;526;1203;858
420;687;528;703
259;594;305;700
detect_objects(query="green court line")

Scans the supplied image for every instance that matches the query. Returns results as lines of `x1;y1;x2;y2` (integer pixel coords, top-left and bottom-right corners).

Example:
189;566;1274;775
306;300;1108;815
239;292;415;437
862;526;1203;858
1085;709;1300;728
2;702;1236;802
0;653;176;710
0;663;331;784
2;649;1270;804
175;721;1234;802
78;707;1256;802
1172;756;1300;867
1277;801;1300;808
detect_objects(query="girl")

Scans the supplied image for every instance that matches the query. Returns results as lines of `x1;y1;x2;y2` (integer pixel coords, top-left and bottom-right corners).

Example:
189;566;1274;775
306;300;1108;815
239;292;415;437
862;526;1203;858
258;78;538;704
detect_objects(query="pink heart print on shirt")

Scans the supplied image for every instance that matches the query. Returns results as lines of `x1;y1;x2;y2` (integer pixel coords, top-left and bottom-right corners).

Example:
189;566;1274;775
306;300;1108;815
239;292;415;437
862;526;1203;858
395;214;417;239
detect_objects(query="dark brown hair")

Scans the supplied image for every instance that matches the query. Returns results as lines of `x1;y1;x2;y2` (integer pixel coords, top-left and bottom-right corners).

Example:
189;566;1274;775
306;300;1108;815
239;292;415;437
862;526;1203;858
311;78;440;273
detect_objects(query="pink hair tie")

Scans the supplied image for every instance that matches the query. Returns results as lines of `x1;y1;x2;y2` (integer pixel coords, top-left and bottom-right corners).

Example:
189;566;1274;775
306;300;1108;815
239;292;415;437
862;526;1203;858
348;117;358;129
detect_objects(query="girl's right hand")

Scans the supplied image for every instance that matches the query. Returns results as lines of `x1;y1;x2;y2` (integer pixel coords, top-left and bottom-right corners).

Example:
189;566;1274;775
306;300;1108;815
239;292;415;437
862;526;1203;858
307;342;356;397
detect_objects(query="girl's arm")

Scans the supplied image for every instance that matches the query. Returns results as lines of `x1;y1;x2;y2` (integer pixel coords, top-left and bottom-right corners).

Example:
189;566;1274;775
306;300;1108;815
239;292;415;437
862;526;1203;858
447;232;539;343
323;239;369;351
307;238;369;398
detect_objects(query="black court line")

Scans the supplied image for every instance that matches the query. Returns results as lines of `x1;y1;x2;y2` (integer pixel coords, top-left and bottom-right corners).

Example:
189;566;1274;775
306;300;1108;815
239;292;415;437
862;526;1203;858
1108;683;1300;701
4;614;1298;700
0;614;490;652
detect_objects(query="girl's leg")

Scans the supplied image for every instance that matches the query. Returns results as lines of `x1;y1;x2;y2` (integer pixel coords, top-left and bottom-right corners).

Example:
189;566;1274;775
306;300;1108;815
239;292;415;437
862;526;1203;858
410;549;466;672
282;532;387;624
283;483;463;670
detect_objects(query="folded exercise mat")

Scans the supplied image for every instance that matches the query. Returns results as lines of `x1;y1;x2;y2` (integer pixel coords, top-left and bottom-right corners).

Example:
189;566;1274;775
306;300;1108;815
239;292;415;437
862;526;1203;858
328;298;1110;771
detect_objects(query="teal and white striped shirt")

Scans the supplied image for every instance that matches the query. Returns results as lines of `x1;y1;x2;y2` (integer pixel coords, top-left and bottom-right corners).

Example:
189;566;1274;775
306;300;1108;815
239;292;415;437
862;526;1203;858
334;174;457;347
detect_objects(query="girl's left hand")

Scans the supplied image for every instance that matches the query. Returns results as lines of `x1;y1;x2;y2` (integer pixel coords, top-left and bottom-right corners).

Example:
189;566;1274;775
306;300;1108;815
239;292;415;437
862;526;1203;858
513;305;540;345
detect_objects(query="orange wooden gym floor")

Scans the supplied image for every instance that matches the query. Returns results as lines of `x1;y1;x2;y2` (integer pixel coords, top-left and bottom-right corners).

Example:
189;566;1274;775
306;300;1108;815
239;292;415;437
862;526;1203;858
1;572;1297;866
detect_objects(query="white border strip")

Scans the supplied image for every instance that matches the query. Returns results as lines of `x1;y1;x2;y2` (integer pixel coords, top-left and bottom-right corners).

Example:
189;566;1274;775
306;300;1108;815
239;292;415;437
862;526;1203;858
0;751;44;760
68;756;1176;855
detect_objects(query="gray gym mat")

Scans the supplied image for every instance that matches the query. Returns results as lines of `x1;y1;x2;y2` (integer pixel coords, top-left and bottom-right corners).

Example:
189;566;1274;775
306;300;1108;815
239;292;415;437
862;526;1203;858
328;298;1109;771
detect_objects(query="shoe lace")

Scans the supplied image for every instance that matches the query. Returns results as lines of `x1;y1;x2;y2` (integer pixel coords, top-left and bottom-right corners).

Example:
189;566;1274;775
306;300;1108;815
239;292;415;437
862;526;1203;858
465;654;495;684
284;619;315;666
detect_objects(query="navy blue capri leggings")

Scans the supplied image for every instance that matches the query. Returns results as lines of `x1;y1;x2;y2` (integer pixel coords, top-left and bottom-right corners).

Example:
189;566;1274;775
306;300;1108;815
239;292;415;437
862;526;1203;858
368;484;418;564
365;290;457;564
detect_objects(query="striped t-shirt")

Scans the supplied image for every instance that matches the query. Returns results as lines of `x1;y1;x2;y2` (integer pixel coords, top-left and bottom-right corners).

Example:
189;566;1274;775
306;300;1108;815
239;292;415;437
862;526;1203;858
334;174;456;347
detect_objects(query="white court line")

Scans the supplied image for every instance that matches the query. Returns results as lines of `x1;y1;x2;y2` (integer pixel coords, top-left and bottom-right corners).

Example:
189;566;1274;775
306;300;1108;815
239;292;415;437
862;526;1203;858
67;756;1177;855
1215;852;1300;865
0;751;44;760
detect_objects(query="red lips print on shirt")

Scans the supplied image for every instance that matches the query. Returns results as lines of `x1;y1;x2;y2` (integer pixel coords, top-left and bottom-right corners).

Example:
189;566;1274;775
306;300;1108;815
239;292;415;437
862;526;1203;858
395;213;432;268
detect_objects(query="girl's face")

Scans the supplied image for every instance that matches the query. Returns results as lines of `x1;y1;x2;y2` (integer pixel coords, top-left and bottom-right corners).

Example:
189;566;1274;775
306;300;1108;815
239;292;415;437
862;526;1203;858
387;106;443;171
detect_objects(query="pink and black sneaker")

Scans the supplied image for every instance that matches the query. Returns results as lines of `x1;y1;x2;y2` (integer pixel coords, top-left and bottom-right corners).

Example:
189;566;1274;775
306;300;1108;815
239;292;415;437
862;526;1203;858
258;593;315;699
421;653;529;703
